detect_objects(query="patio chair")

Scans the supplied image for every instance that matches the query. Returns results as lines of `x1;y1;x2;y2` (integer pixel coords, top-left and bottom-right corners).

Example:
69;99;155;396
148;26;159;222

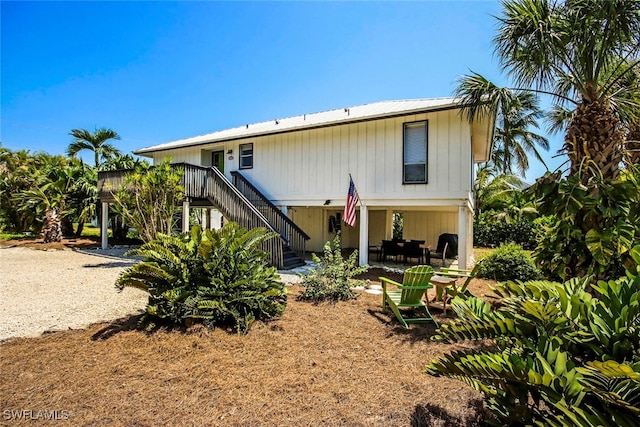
429;261;482;313
368;244;382;262
379;265;438;328
439;262;481;298
402;240;424;264
381;239;401;263
430;233;458;266
430;242;448;266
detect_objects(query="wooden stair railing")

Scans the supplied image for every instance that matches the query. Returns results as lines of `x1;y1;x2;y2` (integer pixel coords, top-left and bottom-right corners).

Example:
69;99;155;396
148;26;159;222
97;163;309;269
231;171;310;260
178;163;285;268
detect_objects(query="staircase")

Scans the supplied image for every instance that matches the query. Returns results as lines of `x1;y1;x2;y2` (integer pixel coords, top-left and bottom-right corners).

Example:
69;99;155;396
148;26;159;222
180;164;309;269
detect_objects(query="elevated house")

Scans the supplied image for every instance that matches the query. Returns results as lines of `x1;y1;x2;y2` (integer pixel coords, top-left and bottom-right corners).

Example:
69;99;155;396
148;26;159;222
98;98;494;269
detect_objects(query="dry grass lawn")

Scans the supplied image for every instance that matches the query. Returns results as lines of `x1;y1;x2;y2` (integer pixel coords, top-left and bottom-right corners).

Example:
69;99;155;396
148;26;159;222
1;243;498;426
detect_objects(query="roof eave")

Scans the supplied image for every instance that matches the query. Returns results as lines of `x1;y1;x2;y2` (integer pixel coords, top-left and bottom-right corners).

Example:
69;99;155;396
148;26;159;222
133;100;461;156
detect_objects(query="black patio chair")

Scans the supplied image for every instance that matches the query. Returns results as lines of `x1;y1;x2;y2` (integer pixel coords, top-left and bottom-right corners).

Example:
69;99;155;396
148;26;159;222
381;239;401;262
402;240;425;264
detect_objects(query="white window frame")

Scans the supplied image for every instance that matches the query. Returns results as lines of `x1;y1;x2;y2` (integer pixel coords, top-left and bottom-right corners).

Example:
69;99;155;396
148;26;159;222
239;143;253;169
403;120;428;184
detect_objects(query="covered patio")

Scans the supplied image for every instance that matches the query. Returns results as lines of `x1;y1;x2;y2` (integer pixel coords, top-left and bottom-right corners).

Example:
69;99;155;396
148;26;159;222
290;204;474;269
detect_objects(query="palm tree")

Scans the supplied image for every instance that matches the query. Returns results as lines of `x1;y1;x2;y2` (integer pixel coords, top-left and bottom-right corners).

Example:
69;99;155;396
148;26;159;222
456;73;549;176
458;0;640;183
65;159;98;236
13;168;70;242
474;163;524;215
495;0;640;182
67;128;121;168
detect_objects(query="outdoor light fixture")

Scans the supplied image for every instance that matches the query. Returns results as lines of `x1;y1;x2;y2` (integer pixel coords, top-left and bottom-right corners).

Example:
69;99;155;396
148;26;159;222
324;200;331;205
227;149;233;154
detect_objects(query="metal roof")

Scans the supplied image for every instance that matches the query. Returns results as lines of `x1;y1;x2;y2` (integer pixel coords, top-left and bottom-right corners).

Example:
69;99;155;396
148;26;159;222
134;97;461;155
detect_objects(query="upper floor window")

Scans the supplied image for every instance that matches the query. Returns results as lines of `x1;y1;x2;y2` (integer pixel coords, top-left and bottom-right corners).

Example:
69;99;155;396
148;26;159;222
239;143;253;169
403;121;428;183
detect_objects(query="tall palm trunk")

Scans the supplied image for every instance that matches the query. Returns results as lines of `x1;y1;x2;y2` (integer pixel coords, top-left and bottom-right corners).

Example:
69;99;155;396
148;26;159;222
42;208;63;243
565;100;625;182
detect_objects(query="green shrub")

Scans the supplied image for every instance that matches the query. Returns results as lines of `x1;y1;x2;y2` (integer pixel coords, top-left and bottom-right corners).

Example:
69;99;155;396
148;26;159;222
111;158;184;243
116;223;286;334
426;245;640;426
477;243;542;282
298;233;369;303
531;167;640;282
473;211;543;249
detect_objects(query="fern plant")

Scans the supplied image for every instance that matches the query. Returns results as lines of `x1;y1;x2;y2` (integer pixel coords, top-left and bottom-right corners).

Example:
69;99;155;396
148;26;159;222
426;245;640;426
298;232;369;303
116;223;287;334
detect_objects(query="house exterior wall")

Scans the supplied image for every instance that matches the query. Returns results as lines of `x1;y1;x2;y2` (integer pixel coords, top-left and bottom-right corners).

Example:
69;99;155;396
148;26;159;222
151;109;473;208
149;108;478;266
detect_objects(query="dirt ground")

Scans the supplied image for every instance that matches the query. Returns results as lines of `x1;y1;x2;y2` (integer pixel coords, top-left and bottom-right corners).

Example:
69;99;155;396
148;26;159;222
1;240;497;426
0;236;101;251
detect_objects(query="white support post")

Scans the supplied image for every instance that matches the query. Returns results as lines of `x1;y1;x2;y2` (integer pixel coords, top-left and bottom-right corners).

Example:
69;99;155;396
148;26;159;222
101;202;109;250
359;205;369;266
182;200;190;233
457;205;469;270
201;209;207;229
385;209;393;239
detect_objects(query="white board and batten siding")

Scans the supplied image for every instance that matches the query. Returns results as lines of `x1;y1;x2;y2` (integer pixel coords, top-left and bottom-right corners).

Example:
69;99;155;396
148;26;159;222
152;108;474;208
149;106;480;266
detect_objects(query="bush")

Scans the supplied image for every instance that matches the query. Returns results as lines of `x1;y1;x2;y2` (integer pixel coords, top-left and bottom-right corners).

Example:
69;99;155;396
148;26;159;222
531;168;640;282
427;245;640;426
298;233;369;303
477;243;542;282
111;158;184;243
116;223;286;334
473;211;543;249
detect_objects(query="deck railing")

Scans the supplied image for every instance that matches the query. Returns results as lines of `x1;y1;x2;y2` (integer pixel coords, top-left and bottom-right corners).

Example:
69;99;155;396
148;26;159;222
97;168;135;202
231;171;309;259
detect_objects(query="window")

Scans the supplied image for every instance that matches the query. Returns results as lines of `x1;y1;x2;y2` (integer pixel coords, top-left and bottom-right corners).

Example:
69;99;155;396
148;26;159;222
239;143;253;169
403;121;428;183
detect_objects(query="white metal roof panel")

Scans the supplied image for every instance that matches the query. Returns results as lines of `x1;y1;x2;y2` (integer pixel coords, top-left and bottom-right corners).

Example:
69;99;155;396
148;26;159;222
134;97;460;155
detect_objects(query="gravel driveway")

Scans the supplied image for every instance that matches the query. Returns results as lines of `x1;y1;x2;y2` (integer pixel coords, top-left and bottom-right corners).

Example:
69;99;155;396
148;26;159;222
0;247;147;341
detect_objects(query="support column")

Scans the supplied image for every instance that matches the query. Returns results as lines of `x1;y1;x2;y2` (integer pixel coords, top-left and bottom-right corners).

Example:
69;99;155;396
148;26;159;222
359;205;369;266
385;209;393;239
201;209;208;229
457;205;469;270
182;200;190;233
101;202;109;250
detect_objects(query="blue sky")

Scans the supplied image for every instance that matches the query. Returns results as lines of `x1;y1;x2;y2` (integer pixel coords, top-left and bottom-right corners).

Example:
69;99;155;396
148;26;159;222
1;1;564;181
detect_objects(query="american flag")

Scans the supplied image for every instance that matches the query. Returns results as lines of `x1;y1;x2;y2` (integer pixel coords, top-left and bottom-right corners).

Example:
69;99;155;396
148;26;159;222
343;176;360;227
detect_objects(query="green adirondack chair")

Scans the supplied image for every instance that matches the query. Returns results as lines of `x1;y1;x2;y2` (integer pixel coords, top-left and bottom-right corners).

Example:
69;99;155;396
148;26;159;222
379;265;438;329
438;260;483;300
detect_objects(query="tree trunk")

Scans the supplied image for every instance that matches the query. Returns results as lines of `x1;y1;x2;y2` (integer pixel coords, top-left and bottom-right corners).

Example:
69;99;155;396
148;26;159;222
625;121;640;166
61;217;74;237
75;221;85;237
111;214;128;241
42;208;63;243
565;100;625;182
